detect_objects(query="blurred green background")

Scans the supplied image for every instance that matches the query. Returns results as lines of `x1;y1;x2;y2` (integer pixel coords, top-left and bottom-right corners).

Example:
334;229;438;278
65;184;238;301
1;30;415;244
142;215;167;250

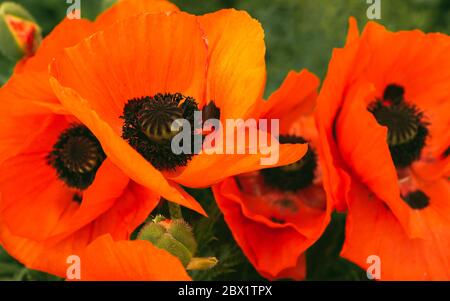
0;0;449;281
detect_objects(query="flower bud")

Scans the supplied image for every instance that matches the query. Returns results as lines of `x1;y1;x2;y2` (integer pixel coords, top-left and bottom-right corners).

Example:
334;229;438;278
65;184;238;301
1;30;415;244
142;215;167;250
138;217;197;267
137;222;165;243
155;233;192;267
168;219;197;255
0;2;42;61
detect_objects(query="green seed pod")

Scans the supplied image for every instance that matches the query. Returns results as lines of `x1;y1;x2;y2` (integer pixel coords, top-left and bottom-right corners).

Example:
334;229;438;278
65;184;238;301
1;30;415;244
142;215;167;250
0;2;41;61
155;233;192;267
137;222;165;244
169;219;197;255
137;217;199;267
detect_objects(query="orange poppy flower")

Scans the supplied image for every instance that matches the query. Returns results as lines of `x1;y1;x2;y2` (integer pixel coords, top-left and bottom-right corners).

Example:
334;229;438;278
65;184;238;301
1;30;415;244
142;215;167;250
212;70;332;280
316;18;450;280
0;0;185;277
48;9;308;215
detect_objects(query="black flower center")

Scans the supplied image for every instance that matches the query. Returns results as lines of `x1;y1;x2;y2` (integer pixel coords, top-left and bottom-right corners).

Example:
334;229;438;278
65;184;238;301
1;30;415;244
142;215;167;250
402;190;430;210
47;124;105;190
368;84;429;168
121;93;199;171
260;135;317;192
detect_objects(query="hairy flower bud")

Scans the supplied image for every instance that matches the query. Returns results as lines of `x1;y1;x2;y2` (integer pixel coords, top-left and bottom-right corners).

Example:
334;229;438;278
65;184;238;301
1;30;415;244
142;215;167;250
138;217;197;267
138;216;217;270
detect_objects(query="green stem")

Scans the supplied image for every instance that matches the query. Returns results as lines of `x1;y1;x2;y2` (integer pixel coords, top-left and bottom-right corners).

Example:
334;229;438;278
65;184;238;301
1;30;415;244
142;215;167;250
168;202;183;220
14;268;29;281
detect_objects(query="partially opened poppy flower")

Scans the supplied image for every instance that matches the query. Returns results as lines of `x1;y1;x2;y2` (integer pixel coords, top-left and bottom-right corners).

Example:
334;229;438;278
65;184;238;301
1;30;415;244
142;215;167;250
316;18;450;280
48;9;307;213
0;0;189;277
213;70;332;280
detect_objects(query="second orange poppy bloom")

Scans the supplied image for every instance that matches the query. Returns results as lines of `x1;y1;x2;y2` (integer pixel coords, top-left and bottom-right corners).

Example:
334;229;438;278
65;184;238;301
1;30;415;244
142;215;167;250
316;18;450;280
213;69;332;280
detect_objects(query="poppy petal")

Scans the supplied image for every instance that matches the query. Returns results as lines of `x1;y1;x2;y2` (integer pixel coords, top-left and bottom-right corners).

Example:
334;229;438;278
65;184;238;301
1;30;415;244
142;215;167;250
315;32;360;212
0;222;87;278
346;17;360;44
95;0;179;30
426;100;450;159
259;69;319;119
19;18;94;73
269;254;306;281
168;135;308;188
213;178;309;280
0;70;63;115
0;117;74;241
85;182;160;241
352;21;450;111
0;112;53;167
81;234;191;281
0;69;69;165
199;9;266;119
0;155;73;242
412;100;450;181
50;12;208;129
334;81;419;237
253;69;320;135
413;158;450;182
44;159;131;242
341;179;450;280
0;182;159;278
